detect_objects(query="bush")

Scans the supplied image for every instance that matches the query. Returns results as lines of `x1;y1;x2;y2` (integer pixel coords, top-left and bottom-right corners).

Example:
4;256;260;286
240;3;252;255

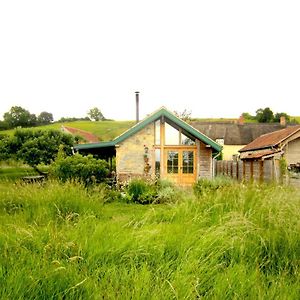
51;153;109;185
126;178;157;204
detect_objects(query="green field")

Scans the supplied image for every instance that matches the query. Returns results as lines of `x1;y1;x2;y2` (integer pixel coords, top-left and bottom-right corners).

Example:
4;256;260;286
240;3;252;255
0;179;299;299
0;120;135;141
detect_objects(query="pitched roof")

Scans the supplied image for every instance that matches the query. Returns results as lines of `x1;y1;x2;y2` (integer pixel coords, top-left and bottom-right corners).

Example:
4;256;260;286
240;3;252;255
74;107;222;152
190;122;288;145
62;126;99;143
239;125;300;152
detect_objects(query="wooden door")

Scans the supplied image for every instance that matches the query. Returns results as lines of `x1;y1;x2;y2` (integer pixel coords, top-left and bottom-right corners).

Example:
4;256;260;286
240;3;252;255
163;148;197;185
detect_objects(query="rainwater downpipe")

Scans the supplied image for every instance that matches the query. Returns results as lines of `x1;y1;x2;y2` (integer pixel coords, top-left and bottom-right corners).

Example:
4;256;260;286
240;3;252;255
212;151;222;178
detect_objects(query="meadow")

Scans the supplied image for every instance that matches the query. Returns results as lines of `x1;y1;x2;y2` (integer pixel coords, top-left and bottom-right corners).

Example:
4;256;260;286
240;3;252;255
0;179;299;299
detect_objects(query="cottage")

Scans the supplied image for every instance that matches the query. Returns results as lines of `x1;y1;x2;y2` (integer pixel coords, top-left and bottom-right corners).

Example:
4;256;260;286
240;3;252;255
191;118;289;160
74;107;222;185
239;125;300;169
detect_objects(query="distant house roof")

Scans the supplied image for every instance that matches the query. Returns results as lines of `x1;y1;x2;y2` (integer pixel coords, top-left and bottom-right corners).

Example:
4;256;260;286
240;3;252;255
74;107;222;152
62;126;99;143
239;125;300;152
190;122;290;145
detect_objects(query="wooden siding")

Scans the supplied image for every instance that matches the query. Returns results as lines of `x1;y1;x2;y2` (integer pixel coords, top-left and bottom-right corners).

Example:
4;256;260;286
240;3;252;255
199;141;213;178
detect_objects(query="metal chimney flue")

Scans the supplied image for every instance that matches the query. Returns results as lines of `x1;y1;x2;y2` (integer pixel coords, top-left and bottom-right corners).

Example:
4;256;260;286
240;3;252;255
135;91;139;123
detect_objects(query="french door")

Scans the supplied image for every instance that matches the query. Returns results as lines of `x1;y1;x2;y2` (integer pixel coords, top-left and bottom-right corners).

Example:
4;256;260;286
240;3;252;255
164;148;197;185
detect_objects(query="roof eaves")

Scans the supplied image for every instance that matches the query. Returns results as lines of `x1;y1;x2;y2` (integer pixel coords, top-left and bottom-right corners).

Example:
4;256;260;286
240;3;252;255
74;141;115;150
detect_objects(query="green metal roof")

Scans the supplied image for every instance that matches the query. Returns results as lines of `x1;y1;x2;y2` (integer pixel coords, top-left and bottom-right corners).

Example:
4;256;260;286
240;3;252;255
74;107;222;152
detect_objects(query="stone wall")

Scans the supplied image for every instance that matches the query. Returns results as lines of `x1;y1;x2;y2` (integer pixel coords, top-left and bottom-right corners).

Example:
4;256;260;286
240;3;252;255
116;123;155;181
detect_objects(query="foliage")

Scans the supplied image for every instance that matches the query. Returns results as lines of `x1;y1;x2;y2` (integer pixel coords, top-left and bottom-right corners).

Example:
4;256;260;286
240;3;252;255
50;153;109;184
255;107;274;123
193;176;234;197
174;108;192;121
3;106;37;128
242;108;293;124
57;116;90;123
87;107;105;121
0;181;299;299
0;129;74;170
37;111;53;124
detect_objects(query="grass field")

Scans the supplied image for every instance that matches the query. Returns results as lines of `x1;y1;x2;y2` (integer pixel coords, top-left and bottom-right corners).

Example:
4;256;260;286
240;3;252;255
0;120;135;141
0;179;299;299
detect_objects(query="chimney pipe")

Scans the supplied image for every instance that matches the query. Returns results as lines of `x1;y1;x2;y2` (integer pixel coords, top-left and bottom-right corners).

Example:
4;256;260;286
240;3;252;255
135;91;139;123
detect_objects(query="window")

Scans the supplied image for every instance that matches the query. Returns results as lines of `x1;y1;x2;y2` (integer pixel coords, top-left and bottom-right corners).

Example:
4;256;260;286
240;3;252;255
165;123;180;145
155;149;161;176
181;132;195;145
155;119;161;145
182;151;194;173
167;151;179;173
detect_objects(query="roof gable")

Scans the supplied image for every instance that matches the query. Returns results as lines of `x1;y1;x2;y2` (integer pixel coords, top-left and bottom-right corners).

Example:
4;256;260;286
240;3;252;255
239;125;300;152
75;107;222;152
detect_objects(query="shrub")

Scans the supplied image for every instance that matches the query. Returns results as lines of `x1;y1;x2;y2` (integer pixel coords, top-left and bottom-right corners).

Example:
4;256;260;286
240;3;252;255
51;153;109;184
126;178;157;204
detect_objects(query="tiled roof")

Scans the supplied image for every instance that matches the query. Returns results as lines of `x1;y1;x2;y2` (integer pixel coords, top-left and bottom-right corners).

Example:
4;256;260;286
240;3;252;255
62;126;99;143
239;125;300;152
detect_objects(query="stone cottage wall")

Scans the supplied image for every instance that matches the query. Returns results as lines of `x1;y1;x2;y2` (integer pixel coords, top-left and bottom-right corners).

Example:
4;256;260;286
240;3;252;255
116;123;155;182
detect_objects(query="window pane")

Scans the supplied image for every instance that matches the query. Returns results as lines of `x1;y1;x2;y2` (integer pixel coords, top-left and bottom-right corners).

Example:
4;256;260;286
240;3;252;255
182;151;194;174
155;149;161;176
167;151;178;174
181;133;195;145
165;123;180;145
155;120;160;145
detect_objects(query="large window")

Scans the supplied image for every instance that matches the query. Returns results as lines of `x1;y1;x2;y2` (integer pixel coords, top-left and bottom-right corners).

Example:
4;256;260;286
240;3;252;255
165;123;180;145
165;122;195;145
155;119;161;145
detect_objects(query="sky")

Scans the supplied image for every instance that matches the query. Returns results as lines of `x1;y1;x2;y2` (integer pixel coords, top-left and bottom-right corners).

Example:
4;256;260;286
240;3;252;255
0;0;300;121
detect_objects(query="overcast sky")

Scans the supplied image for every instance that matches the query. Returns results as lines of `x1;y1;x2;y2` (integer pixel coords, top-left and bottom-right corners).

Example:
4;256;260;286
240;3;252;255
0;1;299;121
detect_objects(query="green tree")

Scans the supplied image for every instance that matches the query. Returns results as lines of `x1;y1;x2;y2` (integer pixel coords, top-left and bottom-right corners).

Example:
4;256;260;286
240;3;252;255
37;111;54;125
255;107;274;123
0;129;74;173
274;112;290;123
87;107;105;121
3;106;36;128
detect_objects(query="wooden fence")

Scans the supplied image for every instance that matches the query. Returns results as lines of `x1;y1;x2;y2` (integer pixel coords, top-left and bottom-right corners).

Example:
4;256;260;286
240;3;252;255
214;159;282;182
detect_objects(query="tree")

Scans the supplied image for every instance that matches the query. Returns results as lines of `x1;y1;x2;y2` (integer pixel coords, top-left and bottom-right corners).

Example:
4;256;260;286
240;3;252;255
37;111;54;125
87;107;105;121
0;129;74;174
174;109;192;121
274;112;290;123
3;106;36;128
255;107;274;123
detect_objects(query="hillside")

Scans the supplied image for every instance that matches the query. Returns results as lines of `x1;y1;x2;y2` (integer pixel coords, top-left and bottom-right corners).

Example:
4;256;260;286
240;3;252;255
1;116;299;142
0;120;135;142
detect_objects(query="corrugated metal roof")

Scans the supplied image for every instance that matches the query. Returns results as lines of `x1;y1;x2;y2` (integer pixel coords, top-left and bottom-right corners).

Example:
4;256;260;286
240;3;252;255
239;125;300;152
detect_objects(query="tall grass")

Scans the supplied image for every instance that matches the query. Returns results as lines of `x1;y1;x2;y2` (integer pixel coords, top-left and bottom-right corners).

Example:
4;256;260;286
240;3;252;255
0;180;299;299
